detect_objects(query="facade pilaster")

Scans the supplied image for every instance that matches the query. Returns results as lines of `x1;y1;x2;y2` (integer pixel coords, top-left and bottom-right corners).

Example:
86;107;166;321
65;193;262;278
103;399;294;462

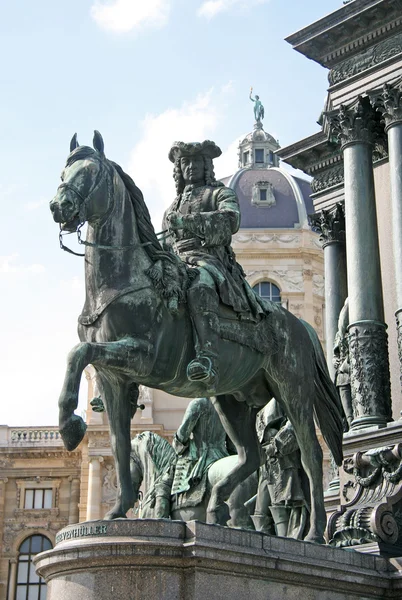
7;559;17;600
330;96;391;429
310;203;347;380
68;477;80;524
371;81;402;392
86;456;104;521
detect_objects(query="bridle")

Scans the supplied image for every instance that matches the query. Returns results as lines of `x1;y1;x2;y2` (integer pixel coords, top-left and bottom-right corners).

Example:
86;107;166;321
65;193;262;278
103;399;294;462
57;158;171;257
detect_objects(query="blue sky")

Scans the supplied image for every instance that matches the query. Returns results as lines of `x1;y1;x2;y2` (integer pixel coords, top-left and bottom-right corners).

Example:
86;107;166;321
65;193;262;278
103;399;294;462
0;0;342;426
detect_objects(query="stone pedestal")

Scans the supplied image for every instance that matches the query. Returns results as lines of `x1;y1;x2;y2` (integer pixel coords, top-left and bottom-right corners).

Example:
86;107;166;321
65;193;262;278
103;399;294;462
35;519;401;600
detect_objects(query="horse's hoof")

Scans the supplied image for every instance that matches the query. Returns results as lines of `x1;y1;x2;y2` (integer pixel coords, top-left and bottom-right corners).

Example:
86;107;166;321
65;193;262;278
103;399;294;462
207;502;230;526
60;415;87;451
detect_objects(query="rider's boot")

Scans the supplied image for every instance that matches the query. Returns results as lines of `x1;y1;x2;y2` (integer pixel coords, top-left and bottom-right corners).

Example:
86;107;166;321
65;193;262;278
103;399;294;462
186;286;220;390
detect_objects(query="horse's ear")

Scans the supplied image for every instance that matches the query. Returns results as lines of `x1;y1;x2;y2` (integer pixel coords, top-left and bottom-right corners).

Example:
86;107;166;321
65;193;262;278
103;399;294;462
93;130;105;155
70;133;79;152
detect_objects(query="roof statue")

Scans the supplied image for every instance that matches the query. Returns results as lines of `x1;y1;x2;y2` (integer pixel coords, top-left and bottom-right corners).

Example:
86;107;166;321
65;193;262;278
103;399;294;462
249;87;265;123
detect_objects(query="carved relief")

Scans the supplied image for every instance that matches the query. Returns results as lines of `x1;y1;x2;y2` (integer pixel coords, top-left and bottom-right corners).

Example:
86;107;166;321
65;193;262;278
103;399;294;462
310;164;344;194
234;232;299;245
396;310;402;393
348;323;392;425
328;32;402;85
313;274;325;297
102;464;118;503
329;444;402;550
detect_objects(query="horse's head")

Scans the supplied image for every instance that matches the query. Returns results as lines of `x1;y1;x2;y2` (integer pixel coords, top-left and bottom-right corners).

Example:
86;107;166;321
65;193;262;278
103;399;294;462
50;131;115;231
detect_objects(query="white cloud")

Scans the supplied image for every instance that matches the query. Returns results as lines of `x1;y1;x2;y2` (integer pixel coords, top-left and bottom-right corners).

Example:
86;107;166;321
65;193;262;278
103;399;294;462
126;89;227;230
91;0;170;33
0;254;45;274
197;0;268;19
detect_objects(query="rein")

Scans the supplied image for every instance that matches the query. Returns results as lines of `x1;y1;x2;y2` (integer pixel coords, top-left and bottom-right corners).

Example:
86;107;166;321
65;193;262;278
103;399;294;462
59;224;171;258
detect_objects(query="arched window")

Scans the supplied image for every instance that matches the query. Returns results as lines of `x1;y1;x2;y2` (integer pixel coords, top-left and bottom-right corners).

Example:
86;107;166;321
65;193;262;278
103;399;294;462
253;281;281;304
16;535;52;600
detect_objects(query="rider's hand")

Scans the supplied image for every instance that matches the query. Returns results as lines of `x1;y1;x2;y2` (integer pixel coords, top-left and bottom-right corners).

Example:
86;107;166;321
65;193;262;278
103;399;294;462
167;212;184;231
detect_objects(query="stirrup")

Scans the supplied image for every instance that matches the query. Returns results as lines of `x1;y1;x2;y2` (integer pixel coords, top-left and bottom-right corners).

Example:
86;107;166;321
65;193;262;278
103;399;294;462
187;356;218;384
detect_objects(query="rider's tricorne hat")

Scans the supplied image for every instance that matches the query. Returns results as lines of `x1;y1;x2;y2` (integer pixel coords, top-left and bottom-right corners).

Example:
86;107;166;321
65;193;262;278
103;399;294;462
168;140;222;163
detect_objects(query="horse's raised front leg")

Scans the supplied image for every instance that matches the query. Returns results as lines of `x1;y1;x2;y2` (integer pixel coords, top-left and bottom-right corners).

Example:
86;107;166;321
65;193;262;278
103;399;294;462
58;338;153;451
207;395;261;526
97;372;134;519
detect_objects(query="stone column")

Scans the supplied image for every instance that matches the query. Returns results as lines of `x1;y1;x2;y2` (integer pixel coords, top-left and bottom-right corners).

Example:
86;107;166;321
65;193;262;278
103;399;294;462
374;82;402;391
7;558;17;600
68;477;80;524
331;96;391;430
86;456;103;521
310;203;347;380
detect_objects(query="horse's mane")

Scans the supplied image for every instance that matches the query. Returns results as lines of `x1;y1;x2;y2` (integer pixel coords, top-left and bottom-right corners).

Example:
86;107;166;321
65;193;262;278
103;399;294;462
132;431;176;476
66;146;172;264
66;147;192;312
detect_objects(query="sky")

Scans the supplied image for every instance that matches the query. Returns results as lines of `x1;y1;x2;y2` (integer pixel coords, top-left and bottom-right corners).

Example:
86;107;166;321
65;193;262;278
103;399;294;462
0;0;342;427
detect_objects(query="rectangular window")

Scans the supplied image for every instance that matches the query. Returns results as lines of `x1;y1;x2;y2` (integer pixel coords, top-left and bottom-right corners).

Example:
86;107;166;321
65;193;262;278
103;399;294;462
259;189;267;202
243;151;249;164
255;149;264;163
24;489;52;509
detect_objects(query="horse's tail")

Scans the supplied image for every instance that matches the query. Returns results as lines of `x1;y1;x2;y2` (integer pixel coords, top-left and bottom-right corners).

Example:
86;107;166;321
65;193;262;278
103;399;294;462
301;320;343;466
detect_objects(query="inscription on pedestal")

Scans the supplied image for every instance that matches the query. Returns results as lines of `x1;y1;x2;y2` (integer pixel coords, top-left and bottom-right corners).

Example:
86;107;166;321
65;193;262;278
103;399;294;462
55;524;107;544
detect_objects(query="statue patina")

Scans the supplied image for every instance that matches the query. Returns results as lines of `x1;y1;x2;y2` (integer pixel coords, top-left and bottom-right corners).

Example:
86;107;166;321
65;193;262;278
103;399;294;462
130;425;257;528
49;131;343;543
163;141;264;392
252;400;309;539
333;297;353;429
249;87;265;123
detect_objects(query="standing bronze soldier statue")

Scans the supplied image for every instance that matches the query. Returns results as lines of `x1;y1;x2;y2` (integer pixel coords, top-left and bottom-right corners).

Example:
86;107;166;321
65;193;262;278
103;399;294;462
333;298;353;429
163;140;264;391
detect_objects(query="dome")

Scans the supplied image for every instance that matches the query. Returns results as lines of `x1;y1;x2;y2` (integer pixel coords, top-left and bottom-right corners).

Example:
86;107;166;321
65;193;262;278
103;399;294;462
241;128;278;146
221;167;313;229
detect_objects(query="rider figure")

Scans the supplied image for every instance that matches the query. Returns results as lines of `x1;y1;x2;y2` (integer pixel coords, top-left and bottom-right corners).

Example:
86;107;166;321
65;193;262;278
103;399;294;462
163;140;264;391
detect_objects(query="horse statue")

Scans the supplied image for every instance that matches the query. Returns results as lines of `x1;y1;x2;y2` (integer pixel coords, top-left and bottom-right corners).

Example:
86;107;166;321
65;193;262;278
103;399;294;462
130;431;256;528
49;131;343;543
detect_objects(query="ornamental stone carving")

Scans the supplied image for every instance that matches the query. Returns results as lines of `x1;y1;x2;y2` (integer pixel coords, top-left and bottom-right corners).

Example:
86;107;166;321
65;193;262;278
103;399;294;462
328;32;402;86
328;444;402;553
348;323;392;428
310;164;344;194
370;81;402;131
310;203;345;247
396;310;402;392
329;96;380;149
233;232;299;245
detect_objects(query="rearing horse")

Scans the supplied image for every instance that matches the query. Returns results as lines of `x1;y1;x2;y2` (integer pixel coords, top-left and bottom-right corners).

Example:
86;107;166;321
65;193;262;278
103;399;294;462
50;131;343;543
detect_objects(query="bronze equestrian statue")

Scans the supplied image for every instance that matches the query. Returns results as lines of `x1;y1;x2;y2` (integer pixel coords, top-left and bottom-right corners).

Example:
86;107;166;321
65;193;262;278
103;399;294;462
49;131;343;543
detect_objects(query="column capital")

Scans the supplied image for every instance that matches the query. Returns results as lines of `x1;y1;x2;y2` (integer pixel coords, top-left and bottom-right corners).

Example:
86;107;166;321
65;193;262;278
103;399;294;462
328;96;380;150
310;203;345;248
369;80;402;131
88;455;104;464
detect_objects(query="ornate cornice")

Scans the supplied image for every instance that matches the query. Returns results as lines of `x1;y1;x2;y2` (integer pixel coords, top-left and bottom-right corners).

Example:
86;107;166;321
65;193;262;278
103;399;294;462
310;203;346;247
285;0;402;69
